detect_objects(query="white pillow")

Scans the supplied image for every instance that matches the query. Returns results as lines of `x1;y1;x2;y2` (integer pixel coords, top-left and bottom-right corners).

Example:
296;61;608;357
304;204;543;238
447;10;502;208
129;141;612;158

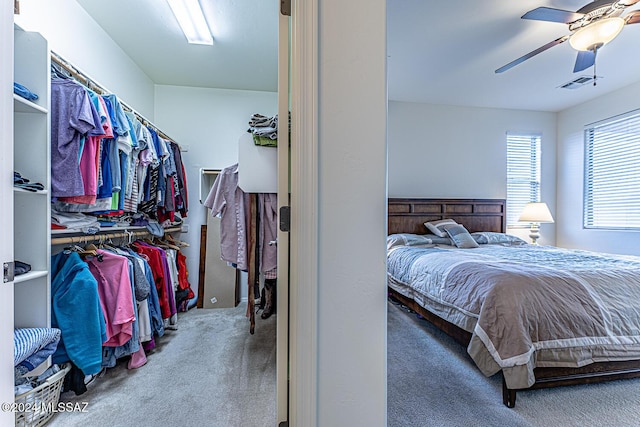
424;219;457;237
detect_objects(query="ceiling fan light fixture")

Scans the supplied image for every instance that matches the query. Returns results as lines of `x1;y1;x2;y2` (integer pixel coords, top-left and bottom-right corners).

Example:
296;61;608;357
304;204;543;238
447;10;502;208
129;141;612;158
569;17;625;51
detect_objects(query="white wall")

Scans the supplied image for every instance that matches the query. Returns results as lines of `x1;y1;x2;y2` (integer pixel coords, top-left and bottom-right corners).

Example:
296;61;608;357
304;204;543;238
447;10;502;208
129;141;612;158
14;0;155;118
557;80;640;256
314;0;388;424
388;101;558;244
154;84;278;302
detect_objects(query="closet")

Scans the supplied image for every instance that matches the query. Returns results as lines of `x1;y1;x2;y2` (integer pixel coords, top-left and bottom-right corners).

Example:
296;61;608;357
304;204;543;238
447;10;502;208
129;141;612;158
2;1;291;425
7;20;195;426
44;46;193;384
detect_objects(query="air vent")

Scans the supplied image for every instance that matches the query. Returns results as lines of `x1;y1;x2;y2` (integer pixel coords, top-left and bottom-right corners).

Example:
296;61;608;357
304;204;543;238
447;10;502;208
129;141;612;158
558;75;602;89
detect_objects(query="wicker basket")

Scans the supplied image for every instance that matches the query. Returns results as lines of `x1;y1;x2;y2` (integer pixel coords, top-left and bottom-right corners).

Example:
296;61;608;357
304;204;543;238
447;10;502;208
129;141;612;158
14;364;71;427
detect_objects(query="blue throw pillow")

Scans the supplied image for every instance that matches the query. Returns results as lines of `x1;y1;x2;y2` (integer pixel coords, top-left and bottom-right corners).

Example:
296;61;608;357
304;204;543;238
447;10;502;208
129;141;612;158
446;224;479;249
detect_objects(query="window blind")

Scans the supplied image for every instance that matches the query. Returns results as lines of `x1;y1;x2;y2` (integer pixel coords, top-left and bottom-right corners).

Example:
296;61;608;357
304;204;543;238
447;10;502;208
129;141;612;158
507;133;541;227
584;110;640;229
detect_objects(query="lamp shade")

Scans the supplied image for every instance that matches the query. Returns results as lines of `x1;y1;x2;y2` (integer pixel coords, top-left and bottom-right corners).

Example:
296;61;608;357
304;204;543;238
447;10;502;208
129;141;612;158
569;17;625;51
518;202;554;223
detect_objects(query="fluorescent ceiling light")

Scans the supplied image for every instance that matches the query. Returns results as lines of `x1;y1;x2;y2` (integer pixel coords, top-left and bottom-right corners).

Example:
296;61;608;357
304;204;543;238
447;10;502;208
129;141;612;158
167;0;213;45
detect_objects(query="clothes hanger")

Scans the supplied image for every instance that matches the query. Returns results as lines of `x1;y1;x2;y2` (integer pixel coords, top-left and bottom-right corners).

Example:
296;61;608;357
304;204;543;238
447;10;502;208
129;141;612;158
165;234;189;247
50;62;71;80
150;236;180;250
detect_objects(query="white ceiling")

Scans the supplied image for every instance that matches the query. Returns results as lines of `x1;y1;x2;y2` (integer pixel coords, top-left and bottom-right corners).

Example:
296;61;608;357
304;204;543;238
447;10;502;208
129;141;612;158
78;0;640;113
76;0;279;93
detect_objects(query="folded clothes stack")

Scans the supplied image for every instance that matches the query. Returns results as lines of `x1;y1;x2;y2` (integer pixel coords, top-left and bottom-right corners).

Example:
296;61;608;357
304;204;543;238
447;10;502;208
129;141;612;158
14;260;31;276
248;113;278;137
13;82;39;102
14;171;45;192
51;208;101;233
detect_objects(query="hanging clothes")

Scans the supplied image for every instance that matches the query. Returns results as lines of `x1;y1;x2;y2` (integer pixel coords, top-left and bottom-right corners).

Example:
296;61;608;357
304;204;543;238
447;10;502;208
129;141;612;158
204;163;251;271
258;193;278;274
87;249;136;347
50;79;102;198
51;251;106;376
49;75;189;224
131;241;179;329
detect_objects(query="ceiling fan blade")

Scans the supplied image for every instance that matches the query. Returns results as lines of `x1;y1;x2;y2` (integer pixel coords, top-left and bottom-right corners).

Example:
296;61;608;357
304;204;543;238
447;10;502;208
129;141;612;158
573;49;596;73
495;35;570;73
625;10;640;24
522;7;584;23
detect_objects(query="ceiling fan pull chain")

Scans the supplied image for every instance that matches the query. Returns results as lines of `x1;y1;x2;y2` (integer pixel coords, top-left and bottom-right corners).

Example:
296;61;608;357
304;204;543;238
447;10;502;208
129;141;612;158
593;47;597;86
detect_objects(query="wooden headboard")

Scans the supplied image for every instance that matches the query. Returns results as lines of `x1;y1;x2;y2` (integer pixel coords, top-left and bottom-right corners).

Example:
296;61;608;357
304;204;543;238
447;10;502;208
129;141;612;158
388;198;506;235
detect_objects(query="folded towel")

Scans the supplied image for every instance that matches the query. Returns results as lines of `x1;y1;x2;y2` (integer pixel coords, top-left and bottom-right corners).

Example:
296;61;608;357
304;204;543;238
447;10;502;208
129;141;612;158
14;328;61;368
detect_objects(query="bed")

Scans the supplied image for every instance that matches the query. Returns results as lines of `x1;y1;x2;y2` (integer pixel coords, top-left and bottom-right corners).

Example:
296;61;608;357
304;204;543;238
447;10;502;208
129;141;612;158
387;198;640;407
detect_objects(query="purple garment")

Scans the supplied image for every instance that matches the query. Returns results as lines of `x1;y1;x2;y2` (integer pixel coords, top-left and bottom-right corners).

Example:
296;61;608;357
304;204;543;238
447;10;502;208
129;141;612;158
51;79;100;197
203;164;250;271
258;193;278;273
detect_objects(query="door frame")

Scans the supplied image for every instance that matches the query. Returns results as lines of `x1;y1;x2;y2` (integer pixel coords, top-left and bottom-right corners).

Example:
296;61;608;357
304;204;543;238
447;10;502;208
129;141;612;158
0;3;15;424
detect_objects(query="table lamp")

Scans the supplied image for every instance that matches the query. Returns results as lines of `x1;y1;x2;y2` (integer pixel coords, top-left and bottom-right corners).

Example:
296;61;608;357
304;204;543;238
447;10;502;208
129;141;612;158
518;202;554;245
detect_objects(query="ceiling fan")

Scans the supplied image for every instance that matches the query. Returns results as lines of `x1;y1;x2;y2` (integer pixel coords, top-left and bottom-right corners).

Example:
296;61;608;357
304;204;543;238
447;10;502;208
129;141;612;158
496;0;640;74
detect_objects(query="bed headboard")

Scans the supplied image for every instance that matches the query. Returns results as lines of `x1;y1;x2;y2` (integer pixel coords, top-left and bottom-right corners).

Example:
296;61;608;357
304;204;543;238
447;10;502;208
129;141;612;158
388;198;506;235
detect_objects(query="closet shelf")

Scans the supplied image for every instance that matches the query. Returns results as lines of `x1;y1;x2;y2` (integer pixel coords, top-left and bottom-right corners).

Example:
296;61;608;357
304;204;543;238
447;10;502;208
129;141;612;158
14;270;48;284
14;187;48;195
13;94;48;114
51;226;182;246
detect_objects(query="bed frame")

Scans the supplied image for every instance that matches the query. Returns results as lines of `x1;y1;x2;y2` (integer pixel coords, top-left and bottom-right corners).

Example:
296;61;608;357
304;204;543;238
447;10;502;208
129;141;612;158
388;198;640;407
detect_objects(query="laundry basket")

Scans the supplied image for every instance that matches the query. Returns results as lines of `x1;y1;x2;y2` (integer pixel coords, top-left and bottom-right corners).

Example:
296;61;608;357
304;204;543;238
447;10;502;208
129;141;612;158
14;364;71;427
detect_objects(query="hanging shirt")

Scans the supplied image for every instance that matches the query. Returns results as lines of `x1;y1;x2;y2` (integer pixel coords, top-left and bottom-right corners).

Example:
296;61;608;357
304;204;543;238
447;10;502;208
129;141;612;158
57;93;113;205
50;79;100;197
259;193;278;273
204;164;250;271
87;250;136;347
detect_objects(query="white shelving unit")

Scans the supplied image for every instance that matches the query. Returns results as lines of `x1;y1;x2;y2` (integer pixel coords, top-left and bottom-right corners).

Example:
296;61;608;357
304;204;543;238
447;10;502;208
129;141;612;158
13;26;51;341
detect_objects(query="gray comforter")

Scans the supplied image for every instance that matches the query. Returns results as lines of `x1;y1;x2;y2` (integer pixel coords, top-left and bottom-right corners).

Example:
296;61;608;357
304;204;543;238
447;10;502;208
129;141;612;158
387;234;640;389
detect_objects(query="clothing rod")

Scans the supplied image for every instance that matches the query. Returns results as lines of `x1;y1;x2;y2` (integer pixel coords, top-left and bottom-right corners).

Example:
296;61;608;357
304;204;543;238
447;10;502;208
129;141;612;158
51;227;182;246
50;51;177;144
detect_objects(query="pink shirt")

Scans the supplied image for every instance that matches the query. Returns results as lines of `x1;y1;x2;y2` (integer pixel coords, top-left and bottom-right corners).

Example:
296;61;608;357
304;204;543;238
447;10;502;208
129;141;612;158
88;250;135;347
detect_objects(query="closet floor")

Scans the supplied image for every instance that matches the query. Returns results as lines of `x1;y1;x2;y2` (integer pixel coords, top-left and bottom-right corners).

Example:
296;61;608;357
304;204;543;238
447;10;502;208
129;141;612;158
46;303;276;427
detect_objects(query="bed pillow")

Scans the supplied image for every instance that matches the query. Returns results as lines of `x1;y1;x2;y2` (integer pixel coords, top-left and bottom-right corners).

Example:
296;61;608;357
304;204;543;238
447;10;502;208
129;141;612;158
387;233;454;249
424;219;457;237
445;224;479;248
387;233;431;250
471;232;528;246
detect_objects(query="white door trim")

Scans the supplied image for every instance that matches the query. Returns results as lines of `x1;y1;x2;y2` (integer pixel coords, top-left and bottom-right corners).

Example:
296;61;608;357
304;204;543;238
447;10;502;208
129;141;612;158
289;0;319;424
276;7;291;425
0;4;15;424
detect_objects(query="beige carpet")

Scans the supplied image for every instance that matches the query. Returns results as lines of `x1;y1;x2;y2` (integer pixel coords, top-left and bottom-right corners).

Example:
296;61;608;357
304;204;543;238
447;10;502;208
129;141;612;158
387;299;640;427
47;304;276;427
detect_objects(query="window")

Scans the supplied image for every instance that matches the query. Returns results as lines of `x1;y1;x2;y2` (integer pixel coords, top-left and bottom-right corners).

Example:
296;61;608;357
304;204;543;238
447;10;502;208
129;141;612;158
506;133;541;228
584;110;640;229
